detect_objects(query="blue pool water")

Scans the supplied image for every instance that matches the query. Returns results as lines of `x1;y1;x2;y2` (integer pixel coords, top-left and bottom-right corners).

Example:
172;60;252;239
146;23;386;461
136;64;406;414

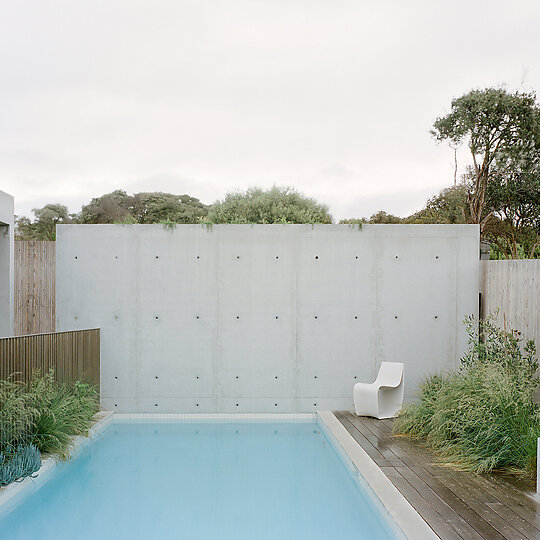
0;422;398;539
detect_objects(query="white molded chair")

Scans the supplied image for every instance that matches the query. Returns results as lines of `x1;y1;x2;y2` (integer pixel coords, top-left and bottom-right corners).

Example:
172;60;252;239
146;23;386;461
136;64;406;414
353;362;404;419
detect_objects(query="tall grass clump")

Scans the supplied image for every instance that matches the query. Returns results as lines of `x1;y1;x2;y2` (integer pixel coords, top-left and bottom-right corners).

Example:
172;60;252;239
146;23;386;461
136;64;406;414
28;372;100;459
394;315;540;477
0;378;36;451
0;371;99;486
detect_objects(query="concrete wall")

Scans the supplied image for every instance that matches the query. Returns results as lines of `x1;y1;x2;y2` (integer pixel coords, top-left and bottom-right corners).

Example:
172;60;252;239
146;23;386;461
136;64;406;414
0;190;14;337
56;224;479;412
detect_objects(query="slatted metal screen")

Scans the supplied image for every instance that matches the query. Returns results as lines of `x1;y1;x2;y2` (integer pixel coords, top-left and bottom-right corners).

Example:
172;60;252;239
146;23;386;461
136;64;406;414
0;329;100;388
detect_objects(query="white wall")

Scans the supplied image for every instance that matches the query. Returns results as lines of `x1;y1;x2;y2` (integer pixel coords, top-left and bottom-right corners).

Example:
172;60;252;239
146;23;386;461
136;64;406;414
56;224;479;412
0;190;14;337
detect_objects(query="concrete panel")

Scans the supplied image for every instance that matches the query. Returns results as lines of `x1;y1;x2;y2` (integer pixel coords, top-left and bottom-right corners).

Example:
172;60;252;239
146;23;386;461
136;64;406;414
0;191;14;337
375;235;458;398
296;226;377;399
56;224;480;412
217;226;297;401
135;226;219;403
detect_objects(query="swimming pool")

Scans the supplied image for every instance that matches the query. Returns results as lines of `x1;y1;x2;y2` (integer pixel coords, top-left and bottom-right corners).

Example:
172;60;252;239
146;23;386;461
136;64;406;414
0;416;402;539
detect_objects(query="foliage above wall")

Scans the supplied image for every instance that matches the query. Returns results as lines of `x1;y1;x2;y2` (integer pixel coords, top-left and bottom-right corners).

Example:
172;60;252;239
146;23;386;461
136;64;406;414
15;187;333;238
16;203;70;241
339;87;540;258
15;190;209;240
206;186;333;224
432;88;540;258
13;87;540;258
340;184;471;226
79;190;209;225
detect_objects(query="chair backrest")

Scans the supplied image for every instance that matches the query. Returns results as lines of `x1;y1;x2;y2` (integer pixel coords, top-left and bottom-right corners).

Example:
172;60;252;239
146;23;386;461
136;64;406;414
375;362;403;387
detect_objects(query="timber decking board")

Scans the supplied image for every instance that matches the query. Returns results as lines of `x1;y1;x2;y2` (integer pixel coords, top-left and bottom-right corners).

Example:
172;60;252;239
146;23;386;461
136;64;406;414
335;411;540;540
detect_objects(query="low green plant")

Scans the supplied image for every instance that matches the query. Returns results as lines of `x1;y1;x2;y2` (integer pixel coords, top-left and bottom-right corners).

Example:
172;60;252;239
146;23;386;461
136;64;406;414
393;374;444;439
394;316;540;477
28;374;99;459
0;445;41;486
0;378;37;452
0;371;99;485
461;315;538;395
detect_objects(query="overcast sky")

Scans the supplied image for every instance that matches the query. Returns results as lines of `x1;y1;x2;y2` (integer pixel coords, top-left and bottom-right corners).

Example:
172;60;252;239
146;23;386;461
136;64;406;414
1;1;539;221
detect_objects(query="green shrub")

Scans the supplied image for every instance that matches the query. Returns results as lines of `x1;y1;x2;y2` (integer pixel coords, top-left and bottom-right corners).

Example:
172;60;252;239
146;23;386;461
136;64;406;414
0;378;37;452
28;374;99;459
393;375;444;439
394;316;540;477
461;315;538;396
0;371;99;471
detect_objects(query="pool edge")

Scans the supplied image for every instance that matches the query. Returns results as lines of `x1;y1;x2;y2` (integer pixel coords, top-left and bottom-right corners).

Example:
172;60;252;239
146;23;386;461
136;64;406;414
1;411;439;540
317;411;439;540
112;412;317;422
0;411;114;518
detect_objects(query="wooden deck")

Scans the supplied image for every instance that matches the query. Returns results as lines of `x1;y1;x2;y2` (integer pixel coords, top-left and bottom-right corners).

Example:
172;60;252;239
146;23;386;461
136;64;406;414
334;411;540;540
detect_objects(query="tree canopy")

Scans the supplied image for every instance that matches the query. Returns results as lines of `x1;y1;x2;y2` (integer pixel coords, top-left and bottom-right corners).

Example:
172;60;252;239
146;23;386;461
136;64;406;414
431;88;540;231
340;186;470;226
206;187;332;224
78;190;208;225
132;192;208;224
340;211;403;224
407;184;469;225
15;204;70;241
484;167;540;258
13;87;540;260
78;190;134;224
16;191;209;240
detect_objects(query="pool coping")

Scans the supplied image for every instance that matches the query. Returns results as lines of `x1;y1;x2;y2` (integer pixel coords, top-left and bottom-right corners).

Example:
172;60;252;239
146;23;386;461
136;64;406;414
317;411;438;540
0;411;438;539
113;412;317;422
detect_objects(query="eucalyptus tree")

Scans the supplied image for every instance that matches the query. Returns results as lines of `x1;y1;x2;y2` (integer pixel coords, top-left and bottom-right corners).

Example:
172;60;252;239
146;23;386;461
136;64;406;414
431;88;540;233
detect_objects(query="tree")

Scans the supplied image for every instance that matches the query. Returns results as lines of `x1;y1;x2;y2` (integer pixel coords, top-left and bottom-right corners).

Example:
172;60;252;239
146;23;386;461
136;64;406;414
206;187;332;224
407;184;469;224
340;211;403;224
431;88;540;231
483;160;540;258
14;216;37;240
15;204;70;240
78;190;135;224
34;204;70;240
79;190;208;224
367;211;403;224
131;192;207;224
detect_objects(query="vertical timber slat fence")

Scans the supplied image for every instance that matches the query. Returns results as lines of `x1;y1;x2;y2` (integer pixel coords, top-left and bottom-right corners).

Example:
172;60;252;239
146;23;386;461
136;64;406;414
14;240;56;335
480;260;539;350
0;329;100;389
